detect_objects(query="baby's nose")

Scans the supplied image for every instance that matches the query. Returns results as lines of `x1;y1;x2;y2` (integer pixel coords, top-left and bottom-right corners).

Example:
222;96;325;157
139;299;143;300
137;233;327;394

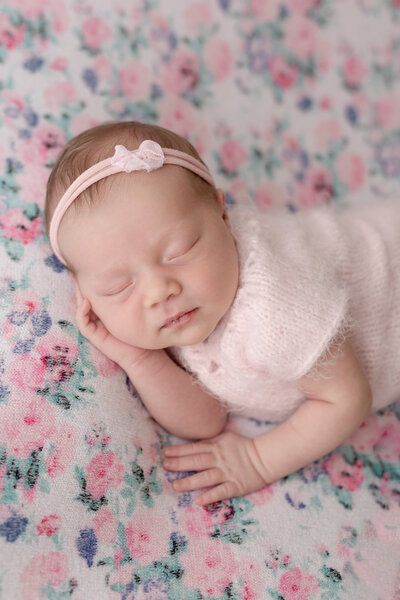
143;272;181;308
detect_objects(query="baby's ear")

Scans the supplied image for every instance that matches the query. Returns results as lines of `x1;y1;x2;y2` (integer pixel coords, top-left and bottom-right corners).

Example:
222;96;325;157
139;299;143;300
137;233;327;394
215;188;231;227
215;188;226;212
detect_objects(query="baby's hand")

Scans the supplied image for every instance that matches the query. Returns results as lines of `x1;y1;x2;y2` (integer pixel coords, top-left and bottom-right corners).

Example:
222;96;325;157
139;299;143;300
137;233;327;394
162;432;271;506
76;298;152;370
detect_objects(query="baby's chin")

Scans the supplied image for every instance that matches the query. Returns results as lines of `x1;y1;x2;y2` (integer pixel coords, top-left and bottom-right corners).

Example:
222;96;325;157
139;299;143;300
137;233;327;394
137;332;211;350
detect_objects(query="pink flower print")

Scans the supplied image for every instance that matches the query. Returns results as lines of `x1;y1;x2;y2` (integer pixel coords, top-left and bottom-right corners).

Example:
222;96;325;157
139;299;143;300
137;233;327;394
36;331;78;385
204;38;234;82
314;118;342;152
51;57;68;71
374;420;400;463
21;552;69;600
183;506;215;538
342;56;367;88
2;90;26;129
180;538;237;596
119;60;151;102
255;181;286;209
46;424;78;478
319;96;331;110
250;0;281;20
50;1;68;35
9;355;46;392
92;507;118;543
93;55;112;79
375;93;400;130
81;17;112;50
184;2;214;33
89;345;119;377
237;557;264;599
0;395;57;459
86;452;124;499
297;164;333;207
279;567;319;600
348;413;382;454
19;122;65;166
149;11;168;32
269;55;298;89
323;454;364;492
284;16;319;62
44;81;78;111
36;122;65;154
0;207;42;245
14;289;42;313
125;510;170;566
4;289;43;337
289;0;320;12
229;178;251;204
247;483;274;506
108;564;135;587
158;94;197;138
0;14;25;50
17;164;49;208
37;514;60;537
162;46;200;94
336;151;366;192
114;545;124;566
220;140;248;173
70;113;99;136
6;0;49;19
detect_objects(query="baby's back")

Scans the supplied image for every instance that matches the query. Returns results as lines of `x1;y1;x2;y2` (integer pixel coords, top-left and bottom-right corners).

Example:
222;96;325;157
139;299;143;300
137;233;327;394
290;200;400;410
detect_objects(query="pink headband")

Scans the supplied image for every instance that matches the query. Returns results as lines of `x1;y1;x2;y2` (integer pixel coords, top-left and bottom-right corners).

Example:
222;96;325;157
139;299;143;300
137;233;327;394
49;139;215;265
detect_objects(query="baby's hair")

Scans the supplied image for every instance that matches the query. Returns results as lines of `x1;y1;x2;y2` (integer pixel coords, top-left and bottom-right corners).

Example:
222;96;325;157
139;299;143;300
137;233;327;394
44;120;215;236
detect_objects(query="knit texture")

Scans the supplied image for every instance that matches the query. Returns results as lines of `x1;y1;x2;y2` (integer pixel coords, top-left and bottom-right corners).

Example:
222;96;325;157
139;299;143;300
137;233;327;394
173;201;400;422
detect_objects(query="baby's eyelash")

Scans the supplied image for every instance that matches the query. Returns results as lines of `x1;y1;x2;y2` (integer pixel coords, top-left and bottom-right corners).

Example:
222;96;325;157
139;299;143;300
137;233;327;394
167;238;199;261
105;281;135;296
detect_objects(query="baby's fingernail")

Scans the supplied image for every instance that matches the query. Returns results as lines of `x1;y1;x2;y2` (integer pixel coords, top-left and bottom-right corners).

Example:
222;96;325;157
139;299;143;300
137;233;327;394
163;459;172;468
163;448;172;456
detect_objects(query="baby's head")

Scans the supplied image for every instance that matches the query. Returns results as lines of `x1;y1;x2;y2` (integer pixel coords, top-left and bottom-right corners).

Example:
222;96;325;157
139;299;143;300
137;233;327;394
45;121;239;349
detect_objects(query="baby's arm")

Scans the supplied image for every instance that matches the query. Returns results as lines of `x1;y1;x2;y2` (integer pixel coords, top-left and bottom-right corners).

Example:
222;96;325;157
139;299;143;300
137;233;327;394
77;298;227;440
123;350;227;440
163;338;372;505
253;337;372;482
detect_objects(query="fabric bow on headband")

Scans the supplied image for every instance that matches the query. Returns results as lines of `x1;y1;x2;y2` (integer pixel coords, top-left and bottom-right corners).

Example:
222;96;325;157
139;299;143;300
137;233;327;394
111;140;166;173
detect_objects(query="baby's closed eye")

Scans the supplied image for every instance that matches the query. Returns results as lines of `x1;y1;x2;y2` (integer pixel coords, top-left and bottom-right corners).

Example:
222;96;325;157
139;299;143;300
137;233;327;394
164;237;200;263
103;280;136;296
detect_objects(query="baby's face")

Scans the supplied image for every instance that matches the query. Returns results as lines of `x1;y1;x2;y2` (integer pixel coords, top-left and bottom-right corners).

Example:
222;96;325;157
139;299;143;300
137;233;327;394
58;166;239;349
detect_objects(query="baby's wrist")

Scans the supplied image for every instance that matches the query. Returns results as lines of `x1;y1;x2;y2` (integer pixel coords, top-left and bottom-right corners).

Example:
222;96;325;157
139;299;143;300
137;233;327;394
251;436;276;485
122;347;168;378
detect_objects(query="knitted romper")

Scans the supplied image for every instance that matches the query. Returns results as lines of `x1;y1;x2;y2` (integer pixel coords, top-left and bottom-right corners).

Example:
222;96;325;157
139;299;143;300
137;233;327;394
172;201;400;422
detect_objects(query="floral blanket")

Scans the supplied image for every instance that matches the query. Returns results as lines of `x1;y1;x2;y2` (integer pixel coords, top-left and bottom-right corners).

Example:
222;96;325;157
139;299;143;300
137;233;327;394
1;1;400;598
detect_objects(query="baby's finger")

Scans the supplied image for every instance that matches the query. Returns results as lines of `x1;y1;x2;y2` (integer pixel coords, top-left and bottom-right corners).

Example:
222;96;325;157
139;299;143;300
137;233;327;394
195;481;235;506
163;441;213;458
172;467;223;493
163;451;215;473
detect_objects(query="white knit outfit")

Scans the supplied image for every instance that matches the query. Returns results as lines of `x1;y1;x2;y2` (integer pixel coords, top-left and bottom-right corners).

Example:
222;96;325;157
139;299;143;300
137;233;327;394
172;201;400;422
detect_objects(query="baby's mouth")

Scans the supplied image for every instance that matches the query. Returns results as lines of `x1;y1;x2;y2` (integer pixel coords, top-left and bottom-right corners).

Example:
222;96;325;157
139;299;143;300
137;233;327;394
161;308;199;330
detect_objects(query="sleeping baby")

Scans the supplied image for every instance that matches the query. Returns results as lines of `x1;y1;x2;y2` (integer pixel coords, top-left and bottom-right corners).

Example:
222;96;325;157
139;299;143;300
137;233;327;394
45;120;400;506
